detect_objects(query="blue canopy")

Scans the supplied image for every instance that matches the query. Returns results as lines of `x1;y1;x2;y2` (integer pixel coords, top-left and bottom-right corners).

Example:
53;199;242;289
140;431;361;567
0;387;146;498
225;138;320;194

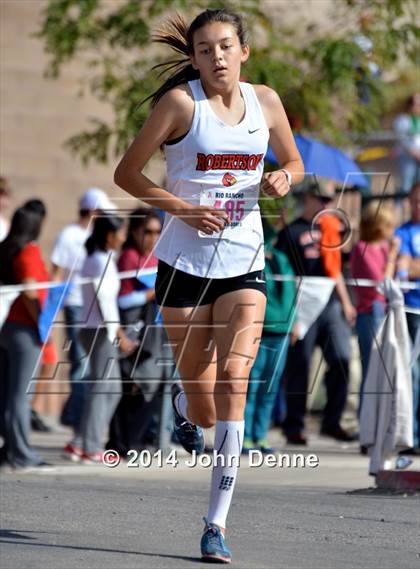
265;134;369;188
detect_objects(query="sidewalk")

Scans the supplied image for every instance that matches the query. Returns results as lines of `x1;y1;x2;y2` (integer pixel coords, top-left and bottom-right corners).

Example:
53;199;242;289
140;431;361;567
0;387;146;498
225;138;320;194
4;413;419;486
1;415;378;489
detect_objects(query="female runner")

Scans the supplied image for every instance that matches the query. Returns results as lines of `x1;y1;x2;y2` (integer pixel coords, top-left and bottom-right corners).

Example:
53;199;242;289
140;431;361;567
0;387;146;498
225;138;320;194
114;8;304;563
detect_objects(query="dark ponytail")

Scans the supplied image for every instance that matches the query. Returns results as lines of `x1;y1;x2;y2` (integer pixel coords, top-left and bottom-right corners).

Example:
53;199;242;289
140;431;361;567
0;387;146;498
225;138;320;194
144;9;248;108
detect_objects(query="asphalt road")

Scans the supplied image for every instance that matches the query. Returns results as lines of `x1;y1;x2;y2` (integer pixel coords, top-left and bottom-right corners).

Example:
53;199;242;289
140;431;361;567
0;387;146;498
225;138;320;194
1;457;419;569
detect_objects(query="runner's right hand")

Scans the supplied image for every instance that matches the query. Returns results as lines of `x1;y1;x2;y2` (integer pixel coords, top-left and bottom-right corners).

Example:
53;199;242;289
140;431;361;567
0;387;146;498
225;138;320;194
177;204;229;235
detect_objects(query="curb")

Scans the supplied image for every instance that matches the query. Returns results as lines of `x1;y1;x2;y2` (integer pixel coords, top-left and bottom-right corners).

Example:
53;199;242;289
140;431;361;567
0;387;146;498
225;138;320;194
376;470;420;491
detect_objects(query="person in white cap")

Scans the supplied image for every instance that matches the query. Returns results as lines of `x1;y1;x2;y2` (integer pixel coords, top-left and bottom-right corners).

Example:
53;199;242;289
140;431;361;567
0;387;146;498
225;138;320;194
78;187;117;212
50;187;115;460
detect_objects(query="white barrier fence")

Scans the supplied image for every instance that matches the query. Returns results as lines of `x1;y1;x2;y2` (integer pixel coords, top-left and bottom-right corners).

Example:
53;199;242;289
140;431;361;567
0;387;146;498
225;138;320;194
1;268;419;294
1;268;418;313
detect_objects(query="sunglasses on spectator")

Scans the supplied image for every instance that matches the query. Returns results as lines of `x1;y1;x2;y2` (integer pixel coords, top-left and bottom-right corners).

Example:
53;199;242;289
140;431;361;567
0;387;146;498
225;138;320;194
144;228;161;235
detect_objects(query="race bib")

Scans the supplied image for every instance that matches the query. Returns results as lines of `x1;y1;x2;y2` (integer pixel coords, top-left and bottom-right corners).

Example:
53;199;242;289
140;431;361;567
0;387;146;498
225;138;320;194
198;182;260;239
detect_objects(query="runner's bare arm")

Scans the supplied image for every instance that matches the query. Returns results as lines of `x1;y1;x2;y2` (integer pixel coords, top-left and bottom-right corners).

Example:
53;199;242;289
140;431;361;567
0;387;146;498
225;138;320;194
114;87;228;232
114;87;192;212
254;85;305;196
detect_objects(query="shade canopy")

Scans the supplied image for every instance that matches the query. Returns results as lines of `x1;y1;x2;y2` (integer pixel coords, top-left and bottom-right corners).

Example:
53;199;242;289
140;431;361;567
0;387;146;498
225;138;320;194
265;134;369;188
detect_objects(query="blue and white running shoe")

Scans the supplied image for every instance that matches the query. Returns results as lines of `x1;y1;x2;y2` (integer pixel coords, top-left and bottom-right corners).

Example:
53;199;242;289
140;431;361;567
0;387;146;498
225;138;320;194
171;383;205;455
200;517;232;564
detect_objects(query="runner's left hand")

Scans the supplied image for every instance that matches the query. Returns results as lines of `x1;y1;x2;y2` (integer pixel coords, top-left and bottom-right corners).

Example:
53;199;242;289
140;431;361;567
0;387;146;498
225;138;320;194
261;170;291;197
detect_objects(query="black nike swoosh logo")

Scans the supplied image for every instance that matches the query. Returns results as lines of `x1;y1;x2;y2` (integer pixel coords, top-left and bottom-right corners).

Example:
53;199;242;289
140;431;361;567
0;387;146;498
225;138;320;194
248;128;261;134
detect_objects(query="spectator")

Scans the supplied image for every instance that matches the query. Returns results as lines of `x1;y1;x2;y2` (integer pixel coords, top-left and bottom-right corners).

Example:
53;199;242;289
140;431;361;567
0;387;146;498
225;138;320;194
51;188;115;434
118;207;161;307
393;94;420;194
62;214;137;463
107;207;163;455
350;201;400;413
396;182;420;454
243;234;296;454
23;199;57;433
275;179;357;444
0;177;11;241
0;203;53;470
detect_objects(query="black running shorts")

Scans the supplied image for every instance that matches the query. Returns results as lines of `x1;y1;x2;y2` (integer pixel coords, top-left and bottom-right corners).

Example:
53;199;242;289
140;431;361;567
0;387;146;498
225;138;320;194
155;260;267;308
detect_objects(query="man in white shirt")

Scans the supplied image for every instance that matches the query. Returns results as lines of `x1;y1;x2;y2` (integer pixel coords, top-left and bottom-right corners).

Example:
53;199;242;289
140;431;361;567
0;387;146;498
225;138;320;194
51;187;116;430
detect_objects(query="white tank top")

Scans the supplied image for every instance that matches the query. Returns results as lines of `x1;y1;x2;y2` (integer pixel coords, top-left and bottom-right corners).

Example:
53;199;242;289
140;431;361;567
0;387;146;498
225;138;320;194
154;78;269;278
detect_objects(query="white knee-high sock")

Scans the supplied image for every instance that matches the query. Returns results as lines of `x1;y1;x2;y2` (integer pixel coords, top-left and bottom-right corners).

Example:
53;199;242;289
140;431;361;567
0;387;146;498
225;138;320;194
174;390;192;423
207;419;244;529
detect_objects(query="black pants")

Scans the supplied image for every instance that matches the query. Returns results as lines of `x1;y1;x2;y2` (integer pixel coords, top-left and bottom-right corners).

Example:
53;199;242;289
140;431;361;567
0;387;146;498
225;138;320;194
106;381;162;455
283;296;352;435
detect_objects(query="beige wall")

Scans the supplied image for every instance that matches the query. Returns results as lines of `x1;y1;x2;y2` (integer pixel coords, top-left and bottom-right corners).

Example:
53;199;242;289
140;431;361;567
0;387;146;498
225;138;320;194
0;0;163;256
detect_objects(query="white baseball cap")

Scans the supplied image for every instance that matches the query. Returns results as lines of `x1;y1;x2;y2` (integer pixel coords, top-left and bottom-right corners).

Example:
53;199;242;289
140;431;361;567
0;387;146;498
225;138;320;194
79;187;116;211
